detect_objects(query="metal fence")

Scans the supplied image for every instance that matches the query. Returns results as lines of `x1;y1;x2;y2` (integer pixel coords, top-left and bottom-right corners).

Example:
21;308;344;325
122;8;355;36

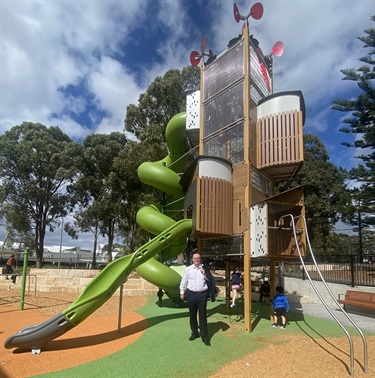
281;254;375;288
4;251;374;288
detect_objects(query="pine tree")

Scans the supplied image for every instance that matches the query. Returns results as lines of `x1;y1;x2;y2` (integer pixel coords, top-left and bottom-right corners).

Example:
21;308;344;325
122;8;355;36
332;16;375;258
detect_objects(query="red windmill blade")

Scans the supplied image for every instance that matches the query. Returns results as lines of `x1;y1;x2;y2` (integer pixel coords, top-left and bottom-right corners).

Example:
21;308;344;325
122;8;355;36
190;50;201;66
233;2;264;23
201;35;207;53
250;2;263;20
234;3;241;23
189;35;214;66
271;41;284;57
264;41;285;61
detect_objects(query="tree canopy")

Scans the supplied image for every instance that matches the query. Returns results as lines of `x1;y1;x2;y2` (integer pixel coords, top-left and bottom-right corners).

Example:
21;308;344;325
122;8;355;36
277;134;348;253
67;132;130;264
0;122;83;267
331;15;375;256
124;66;200;162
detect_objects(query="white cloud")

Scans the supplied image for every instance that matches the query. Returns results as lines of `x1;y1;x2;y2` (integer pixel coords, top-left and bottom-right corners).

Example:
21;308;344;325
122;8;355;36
1;0;374;247
205;0;374;119
48;115;91;140
3;0;372;141
0;0;151;137
87;56;142;134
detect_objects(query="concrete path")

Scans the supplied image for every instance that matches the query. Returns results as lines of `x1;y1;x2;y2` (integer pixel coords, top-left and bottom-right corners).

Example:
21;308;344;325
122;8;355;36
290;302;375;333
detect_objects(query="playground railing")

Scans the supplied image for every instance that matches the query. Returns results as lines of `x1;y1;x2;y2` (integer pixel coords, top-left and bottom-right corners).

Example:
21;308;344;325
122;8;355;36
281;255;375;288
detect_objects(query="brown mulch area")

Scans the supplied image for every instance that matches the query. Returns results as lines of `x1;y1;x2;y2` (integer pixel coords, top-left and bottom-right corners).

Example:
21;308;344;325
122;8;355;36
1;289;375;378
0;289;147;378
211;334;375;378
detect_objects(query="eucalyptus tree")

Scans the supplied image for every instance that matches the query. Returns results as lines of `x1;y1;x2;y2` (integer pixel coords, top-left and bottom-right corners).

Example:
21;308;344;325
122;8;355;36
125;66;200;161
0;122;83;267
109;140;151;255
68;132;128;264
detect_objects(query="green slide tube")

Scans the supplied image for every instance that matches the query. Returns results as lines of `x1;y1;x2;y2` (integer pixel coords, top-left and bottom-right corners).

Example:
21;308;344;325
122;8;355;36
4;219;192;350
4;112;192;351
134;112;192;295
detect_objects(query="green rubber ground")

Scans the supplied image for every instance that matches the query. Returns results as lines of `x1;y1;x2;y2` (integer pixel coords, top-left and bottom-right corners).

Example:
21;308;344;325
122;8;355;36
34;296;374;378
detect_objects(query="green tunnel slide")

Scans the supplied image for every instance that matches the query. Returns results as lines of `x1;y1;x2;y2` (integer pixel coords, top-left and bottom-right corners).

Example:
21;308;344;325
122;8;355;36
4;113;193;351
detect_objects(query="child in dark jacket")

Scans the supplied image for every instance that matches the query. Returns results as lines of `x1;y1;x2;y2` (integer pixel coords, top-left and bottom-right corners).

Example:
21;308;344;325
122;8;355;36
230;267;243;308
271;286;290;329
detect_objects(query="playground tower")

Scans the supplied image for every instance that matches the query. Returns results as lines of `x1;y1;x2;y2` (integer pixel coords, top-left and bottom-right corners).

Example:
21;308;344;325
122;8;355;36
182;2;306;332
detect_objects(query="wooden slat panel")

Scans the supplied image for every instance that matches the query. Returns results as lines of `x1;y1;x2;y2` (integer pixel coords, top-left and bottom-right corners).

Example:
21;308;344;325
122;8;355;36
270;115;275;165
205;177;209;233
296;112;301;159
257;110;303;173
284;113;290;162
268;207;306;257
233;164;248;233
263;118;267;166
201;177;207;232
198;178;202;232
212;179;217;233
226;180;232;233
215;179;223;234
223;180;227;232
205;177;210;232
199;177;233;236
290;112;295;161
298;112;304;162
266;117;270;166
277;113;282;162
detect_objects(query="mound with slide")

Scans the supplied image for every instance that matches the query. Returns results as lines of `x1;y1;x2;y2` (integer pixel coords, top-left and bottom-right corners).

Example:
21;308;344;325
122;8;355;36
4;112;193;353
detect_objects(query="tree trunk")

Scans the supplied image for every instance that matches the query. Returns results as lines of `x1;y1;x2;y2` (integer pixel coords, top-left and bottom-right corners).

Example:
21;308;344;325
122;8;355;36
35;220;46;268
107;235;113;263
35;229;42;268
106;220;115;263
92;224;98;267
36;247;43;268
358;210;363;262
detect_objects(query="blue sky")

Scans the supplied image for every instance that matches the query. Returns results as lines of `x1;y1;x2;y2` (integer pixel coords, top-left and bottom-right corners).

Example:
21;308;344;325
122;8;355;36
1;0;374;249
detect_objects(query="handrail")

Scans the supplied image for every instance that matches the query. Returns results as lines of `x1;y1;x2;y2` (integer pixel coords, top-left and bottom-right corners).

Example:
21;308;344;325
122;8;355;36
0;273;37;299
295;215;368;375
278;214;361;377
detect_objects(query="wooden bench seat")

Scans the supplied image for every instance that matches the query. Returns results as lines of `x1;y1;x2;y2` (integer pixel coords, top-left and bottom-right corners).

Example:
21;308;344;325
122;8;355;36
338;290;375;311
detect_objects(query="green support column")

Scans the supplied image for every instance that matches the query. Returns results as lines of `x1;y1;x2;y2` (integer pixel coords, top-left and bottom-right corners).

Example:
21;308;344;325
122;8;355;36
20;248;29;310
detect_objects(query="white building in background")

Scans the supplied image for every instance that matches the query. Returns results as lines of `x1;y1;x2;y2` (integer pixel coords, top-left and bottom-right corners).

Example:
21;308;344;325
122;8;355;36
43;245;92;258
94;244;123;260
1;240;122;263
96;244;105;257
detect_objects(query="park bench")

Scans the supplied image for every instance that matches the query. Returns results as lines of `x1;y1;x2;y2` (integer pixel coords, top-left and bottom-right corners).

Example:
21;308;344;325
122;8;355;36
338;290;375;312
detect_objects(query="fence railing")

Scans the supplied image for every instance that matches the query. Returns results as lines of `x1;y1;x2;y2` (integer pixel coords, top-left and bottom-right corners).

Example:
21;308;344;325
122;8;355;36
4;252;374;288
281;254;375;287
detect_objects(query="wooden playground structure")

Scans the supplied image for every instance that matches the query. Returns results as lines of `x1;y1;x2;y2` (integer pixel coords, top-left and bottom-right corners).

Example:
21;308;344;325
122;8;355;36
183;2;306;333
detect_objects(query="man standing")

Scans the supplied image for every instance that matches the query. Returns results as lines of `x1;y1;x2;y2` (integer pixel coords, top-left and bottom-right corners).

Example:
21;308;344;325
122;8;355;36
180;253;213;346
